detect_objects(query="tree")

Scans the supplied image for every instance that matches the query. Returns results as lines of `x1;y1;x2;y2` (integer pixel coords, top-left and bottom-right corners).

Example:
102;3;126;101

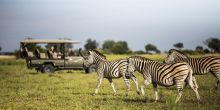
173;42;184;50
84;38;99;50
204;48;210;53
145;43;160;54
102;40;115;53
111;41;130;54
204;38;220;53
194;46;204;55
195;46;203;51
0;46;1;52
134;50;145;54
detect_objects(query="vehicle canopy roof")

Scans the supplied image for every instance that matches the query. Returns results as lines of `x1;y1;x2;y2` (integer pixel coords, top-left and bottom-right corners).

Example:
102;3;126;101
20;39;81;44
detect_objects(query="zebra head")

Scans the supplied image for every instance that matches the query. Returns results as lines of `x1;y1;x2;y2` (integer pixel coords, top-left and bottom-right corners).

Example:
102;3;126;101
79;49;106;68
164;49;188;63
126;57;137;74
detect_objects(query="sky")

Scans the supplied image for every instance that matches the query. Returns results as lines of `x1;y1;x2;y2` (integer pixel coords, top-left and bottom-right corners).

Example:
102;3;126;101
0;0;220;52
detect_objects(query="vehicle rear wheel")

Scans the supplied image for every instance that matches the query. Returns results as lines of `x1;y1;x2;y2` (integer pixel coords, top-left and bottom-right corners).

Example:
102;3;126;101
43;65;55;74
85;64;96;73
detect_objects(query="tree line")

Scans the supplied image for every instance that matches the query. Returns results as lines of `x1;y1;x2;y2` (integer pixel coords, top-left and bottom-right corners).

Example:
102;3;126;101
84;37;220;54
0;37;219;55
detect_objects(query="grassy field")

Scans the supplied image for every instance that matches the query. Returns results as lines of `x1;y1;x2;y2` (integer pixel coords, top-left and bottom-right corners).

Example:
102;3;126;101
0;54;220;110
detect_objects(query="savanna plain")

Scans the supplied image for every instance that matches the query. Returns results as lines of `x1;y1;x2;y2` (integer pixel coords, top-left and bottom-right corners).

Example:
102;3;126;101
0;54;220;110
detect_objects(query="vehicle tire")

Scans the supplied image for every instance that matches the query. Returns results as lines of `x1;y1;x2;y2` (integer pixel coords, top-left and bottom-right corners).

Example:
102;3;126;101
43;64;55;74
85;64;96;73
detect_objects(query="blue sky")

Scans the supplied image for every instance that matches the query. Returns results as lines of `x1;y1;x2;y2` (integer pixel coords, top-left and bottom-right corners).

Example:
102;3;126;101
0;0;220;52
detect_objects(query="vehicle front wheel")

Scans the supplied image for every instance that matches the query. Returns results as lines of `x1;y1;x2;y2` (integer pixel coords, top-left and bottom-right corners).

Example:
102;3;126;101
43;65;55;74
85;64;96;73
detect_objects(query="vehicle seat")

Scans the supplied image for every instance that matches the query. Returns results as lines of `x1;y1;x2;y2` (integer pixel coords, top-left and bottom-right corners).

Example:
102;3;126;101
52;52;58;59
25;47;34;58
47;50;58;59
40;53;47;59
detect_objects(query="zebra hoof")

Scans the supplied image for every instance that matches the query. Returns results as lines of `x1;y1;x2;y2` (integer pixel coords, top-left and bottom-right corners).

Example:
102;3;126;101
197;99;203;104
137;91;141;95
113;93;117;96
154;100;158;103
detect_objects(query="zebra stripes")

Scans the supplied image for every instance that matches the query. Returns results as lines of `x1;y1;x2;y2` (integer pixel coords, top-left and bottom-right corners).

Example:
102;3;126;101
127;56;200;103
164;49;220;89
81;50;140;96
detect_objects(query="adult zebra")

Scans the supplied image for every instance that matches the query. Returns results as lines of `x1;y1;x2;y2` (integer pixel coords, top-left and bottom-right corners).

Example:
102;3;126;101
79;49;140;96
164;49;220;89
127;56;201;103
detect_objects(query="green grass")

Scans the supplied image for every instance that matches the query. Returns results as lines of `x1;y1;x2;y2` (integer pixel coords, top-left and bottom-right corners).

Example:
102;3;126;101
0;55;220;110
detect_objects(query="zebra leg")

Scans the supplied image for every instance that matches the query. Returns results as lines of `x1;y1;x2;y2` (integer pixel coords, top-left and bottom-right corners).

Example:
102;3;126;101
188;76;201;102
192;76;198;89
186;72;201;102
216;80;220;90
210;70;220;90
94;75;103;95
214;72;220;90
130;75;141;95
141;79;151;95
175;81;185;103
108;78;117;95
123;76;131;96
152;83;159;102
175;89;183;103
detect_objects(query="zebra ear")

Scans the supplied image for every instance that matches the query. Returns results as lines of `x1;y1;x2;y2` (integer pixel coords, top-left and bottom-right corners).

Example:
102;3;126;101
87;50;91;55
126;57;130;63
168;49;173;54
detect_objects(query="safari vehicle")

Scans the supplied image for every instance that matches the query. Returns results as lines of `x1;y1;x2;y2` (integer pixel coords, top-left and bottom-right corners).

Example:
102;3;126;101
20;39;96;73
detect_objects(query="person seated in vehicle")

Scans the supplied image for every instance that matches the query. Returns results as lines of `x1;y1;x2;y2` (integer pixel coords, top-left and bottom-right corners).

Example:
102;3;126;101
66;48;78;57
21;47;34;58
34;49;41;59
47;46;62;59
20;47;28;58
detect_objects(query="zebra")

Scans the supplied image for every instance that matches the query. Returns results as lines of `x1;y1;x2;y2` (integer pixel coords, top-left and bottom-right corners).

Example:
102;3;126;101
79;49;140;96
164;49;220;89
127;56;201;103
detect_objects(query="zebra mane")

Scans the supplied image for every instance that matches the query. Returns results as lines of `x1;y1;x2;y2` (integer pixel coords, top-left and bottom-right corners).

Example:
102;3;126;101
90;49;107;59
169;49;189;58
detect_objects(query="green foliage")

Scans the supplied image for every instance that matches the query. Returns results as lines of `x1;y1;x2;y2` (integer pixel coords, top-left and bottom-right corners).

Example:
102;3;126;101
145;44;160;54
180;49;204;55
111;41;130;54
134;50;146;54
84;39;99;50
173;42;184;50
0;46;1;52
102;40;115;54
195;46;203;51
204;48;210;53
205;38;220;53
102;40;130;54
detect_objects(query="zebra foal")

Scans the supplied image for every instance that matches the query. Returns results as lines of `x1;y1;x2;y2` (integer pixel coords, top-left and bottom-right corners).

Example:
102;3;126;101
164;49;220;89
127;56;201;103
79;49;140;96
